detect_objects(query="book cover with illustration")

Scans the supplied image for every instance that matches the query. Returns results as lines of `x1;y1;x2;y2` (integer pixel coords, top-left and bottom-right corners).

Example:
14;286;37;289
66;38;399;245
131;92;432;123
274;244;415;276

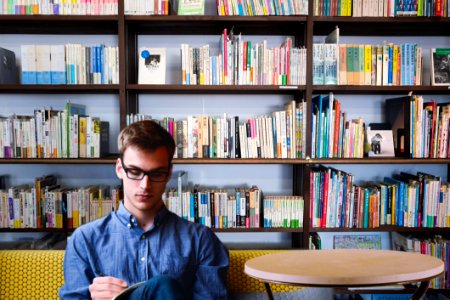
431;48;450;86
138;48;166;84
177;0;205;15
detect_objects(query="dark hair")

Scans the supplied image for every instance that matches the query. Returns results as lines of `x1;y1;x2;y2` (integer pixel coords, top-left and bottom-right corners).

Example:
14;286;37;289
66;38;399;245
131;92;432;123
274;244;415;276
118;120;175;164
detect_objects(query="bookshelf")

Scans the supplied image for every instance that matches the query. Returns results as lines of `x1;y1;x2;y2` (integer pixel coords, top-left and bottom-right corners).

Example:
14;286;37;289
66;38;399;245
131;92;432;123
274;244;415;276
0;0;449;257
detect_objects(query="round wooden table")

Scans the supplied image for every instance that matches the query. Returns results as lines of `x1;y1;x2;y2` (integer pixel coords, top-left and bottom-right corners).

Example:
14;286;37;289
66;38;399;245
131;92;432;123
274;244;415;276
244;249;445;300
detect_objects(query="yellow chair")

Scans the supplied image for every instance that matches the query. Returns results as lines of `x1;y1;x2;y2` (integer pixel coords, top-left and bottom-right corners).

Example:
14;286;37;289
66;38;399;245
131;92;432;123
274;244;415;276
0;249;299;299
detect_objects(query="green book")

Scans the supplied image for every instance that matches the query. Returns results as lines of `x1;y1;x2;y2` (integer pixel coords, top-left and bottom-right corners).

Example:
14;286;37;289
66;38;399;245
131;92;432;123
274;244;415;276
177;0;205;15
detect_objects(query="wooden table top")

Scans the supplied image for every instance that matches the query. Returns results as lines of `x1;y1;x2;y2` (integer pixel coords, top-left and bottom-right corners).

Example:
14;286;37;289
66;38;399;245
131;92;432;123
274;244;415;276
244;249;445;287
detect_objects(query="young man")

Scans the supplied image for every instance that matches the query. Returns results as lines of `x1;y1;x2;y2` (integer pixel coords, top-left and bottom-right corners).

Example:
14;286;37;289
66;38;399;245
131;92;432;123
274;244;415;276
60;120;229;300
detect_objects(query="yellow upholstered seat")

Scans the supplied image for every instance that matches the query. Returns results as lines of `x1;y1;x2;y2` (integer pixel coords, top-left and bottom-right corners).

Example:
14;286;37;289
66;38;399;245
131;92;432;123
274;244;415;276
0;249;299;299
227;250;300;293
0;250;65;300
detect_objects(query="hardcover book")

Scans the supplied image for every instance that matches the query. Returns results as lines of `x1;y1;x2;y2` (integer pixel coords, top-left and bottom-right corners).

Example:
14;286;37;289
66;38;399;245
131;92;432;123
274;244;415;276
138;48;166;84
0;47;17;84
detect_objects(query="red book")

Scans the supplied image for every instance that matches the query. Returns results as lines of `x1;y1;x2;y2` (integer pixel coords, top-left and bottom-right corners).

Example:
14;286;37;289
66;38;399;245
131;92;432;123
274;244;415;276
321;168;330;227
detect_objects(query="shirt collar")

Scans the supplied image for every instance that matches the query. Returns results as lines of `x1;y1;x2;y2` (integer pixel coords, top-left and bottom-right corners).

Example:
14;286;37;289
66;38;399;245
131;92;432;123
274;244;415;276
116;201;170;229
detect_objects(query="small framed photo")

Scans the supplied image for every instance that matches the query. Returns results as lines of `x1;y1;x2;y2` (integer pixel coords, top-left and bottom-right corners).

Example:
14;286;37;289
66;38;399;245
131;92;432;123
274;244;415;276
431;48;450;86
333;234;382;250
366;129;395;157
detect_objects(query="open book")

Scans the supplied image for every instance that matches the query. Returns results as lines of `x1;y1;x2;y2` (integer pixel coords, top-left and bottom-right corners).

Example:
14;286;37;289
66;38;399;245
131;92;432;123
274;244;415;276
112;281;145;300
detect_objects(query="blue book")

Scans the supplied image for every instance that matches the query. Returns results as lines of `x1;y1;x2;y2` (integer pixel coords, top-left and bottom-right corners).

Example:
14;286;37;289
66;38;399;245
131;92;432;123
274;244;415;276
312;95;323;158
384;177;405;226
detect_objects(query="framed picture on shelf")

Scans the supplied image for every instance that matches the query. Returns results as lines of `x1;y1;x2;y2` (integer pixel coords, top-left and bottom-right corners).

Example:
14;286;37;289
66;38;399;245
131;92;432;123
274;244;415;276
333;234;382;250
138;48;166;84
431;48;450;86
366;129;395;157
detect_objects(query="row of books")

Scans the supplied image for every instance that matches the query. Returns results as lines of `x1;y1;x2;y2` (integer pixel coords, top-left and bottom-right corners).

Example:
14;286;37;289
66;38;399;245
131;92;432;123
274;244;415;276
0;102;109;159
164;185;263;228
217;0;308;15
407;97;450;158
313;42;422;86
385;95;450;158
21;44;119;85
181;30;306;86
310;166;449;229
314;0;448;16
311;93;365;158
392;232;449;289
0;0;118;15
128;100;307;159
163;179;304;228
263;195;304;228
124;0;169;15
0;175;122;229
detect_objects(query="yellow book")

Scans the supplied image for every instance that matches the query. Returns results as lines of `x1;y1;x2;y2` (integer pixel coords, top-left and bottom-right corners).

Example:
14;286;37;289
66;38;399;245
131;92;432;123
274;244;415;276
393;45;399;85
391;184;396;225
55;191;63;228
79;116;87;158
364;44;372;85
347;0;352;15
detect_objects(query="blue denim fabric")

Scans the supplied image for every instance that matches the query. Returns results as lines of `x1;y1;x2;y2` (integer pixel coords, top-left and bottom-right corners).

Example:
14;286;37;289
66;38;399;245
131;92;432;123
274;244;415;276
59;203;229;300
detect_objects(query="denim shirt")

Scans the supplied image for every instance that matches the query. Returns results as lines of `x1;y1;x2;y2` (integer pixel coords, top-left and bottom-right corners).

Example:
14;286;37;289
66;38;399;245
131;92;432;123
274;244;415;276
59;203;229;300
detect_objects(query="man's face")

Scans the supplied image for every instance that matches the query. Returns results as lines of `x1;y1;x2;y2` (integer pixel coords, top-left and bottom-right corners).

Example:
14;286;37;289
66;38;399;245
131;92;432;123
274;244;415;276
115;145;172;217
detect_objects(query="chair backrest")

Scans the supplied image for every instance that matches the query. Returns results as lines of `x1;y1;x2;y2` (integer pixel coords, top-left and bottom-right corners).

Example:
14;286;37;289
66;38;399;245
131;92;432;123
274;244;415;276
0;250;65;300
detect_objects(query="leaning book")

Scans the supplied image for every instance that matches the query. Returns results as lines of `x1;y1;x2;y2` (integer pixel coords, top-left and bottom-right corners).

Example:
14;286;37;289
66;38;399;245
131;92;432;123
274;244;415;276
431;48;450;86
138;48;166;84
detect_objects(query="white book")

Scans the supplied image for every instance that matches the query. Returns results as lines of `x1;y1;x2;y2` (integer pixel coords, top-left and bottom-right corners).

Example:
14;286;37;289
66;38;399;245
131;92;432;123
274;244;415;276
21;45;37;84
50;45;66;84
36;45;51;84
138;47;166;84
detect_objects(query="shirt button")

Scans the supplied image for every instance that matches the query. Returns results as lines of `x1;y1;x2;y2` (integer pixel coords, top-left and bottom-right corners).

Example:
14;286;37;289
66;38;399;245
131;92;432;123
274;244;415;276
141;257;145;262
141;235;145;240
127;223;131;228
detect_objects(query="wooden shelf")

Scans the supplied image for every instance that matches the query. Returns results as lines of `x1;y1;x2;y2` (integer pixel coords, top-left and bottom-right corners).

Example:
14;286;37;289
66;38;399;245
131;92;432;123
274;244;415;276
213;228;302;233
0;156;118;164
311;226;450;233
312;16;450;36
313;85;450;95
0;228;73;233
125;15;307;35
0;15;118;34
127;84;306;94
0;157;448;165
307;158;450;164
0;227;301;233
0;84;120;94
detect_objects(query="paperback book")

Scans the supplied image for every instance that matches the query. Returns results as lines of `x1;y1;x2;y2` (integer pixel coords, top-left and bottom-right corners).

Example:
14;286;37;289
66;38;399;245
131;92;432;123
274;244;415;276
138;48;166;84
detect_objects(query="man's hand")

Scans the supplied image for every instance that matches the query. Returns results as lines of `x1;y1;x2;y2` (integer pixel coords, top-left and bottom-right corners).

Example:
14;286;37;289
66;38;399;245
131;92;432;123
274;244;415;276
89;276;128;300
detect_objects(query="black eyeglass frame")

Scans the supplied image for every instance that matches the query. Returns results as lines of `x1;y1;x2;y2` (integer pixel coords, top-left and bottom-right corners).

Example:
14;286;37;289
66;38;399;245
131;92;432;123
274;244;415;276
120;157;170;182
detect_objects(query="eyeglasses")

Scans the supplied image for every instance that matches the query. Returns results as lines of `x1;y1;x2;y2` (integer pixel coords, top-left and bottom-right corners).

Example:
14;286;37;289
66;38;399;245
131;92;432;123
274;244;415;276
120;159;169;182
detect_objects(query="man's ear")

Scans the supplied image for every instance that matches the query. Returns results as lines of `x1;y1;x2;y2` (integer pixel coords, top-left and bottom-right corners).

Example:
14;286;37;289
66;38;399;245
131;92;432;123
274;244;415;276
115;158;123;180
